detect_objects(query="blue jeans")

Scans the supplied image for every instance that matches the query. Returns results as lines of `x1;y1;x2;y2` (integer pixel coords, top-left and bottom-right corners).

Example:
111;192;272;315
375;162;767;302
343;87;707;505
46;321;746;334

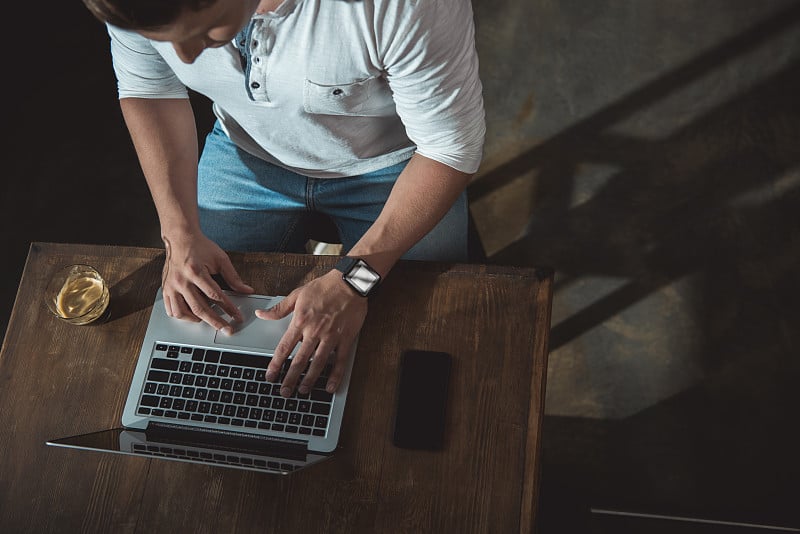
197;123;468;262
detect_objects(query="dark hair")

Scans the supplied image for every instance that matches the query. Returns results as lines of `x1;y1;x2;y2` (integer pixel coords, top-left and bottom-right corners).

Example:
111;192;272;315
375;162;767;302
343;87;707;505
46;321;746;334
81;0;217;30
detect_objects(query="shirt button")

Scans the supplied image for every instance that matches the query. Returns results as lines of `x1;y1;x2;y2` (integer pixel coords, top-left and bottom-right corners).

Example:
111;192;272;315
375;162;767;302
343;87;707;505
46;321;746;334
332;88;343;96
254;57;261;63
252;40;259;48
251;81;261;89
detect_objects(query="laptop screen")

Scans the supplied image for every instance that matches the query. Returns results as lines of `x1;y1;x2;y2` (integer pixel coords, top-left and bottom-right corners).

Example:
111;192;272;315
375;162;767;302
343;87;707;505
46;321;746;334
47;428;331;475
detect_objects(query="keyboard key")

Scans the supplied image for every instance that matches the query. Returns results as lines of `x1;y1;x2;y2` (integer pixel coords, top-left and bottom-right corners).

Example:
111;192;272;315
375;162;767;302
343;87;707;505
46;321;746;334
299;427;311;435
286;399;298;411
230;368;242;379
289;413;301;425
179;361;192;372
217;365;230;377
221;392;233;403
182;374;195;386
302;414;314;426
245;381;258;393
166;350;179;359
182;387;195;399
172;399;185;410
224;405;236;417
192;363;204;374
186;400;198;412
156;344;167;351
160;397;172;409
222;352;269;369
151;409;164;416
181;346;193;354
208;390;220;402
243;368;255;380
169;373;182;384
144;383;157;394
191;414;203;421
273;398;285;410
233;393;246;405
192;348;205;361
204;415;217;423
205;350;221;363
276;411;288;423
137;407;151;415
249;408;262;420
310;389;333;402
231;419;244;426
195;376;208;387
298;401;311;413
221;379;233;390
204;364;217;375
314;416;328;428
245;421;257;428
147;370;170;382
208;377;220;389
156;384;170;395
311;402;330;415
169;385;182;397
312;429;325;437
211;403;223;415
164;411;178;418
151;358;179;371
246;394;259;406
178;412;190;420
140;395;160;407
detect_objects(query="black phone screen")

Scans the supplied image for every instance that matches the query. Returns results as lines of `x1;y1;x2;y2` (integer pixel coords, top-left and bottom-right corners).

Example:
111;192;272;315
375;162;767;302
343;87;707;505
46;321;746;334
392;349;452;450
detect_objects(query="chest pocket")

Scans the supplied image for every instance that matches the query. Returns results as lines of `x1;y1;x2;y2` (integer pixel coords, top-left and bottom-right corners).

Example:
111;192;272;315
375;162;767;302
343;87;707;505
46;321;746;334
303;76;394;117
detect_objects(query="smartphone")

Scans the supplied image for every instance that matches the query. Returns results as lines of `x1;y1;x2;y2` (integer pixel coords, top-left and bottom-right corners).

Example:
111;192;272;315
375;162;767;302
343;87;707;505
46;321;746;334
392;349;452;450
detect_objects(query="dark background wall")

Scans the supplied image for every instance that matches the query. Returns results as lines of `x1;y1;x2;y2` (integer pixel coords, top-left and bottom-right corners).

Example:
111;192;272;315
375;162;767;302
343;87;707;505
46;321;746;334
3;2;799;532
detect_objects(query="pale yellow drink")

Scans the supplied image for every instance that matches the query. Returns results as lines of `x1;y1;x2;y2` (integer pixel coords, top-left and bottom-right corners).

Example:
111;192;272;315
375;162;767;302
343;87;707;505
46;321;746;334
46;265;109;325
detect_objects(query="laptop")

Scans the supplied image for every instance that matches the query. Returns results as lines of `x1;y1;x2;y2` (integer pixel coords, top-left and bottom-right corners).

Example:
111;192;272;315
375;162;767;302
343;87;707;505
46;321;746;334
47;287;358;475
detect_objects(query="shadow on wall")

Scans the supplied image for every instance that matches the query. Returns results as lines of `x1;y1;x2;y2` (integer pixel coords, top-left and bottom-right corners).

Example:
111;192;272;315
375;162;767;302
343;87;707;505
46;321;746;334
466;3;800;531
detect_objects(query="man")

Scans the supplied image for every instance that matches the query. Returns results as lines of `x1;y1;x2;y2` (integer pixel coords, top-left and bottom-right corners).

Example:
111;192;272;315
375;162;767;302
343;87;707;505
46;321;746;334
82;0;485;397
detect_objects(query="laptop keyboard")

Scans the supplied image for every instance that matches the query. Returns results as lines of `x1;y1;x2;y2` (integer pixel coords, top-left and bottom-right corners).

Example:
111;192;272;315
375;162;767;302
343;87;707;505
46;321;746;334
136;343;333;437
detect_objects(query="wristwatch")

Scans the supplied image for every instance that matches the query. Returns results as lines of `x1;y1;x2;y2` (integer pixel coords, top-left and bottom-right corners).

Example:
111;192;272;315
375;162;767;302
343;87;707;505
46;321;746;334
334;256;381;297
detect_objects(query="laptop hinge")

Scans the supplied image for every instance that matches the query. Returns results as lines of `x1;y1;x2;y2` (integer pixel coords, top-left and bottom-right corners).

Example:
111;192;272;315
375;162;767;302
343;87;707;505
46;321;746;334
147;422;307;460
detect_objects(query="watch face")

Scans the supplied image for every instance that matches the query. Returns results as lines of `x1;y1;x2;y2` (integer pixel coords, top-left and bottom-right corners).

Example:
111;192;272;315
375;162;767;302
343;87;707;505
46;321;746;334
345;260;381;296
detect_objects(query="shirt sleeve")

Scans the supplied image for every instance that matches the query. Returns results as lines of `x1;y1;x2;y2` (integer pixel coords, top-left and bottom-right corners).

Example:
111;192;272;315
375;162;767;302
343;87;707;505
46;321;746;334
376;0;486;174
107;24;190;100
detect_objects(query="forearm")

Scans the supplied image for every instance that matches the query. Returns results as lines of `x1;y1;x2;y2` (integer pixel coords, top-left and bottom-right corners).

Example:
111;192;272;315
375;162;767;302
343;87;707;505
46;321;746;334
347;153;472;276
119;97;201;242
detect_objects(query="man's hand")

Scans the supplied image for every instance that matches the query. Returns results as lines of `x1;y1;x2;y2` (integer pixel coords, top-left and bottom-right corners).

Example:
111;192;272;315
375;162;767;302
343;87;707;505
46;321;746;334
161;233;254;333
255;269;367;398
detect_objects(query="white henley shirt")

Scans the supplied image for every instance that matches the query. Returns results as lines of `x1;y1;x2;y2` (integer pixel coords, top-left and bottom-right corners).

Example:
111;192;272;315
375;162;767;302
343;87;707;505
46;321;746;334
108;0;486;178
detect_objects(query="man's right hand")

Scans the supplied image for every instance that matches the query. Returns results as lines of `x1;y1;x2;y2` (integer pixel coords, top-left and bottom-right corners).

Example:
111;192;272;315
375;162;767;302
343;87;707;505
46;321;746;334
160;232;254;334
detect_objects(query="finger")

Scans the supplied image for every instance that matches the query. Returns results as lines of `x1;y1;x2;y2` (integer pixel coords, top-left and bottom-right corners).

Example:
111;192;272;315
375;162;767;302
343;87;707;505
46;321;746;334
280;338;318;397
163;293;174;317
182;286;234;333
255;293;297;320
299;340;336;395
167;291;196;321
267;327;302;382
219;260;254;294
193;272;244;323
326;337;355;393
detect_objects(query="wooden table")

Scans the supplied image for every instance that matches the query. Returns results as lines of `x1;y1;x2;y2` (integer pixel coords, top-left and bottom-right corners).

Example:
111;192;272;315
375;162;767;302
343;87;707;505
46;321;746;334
0;242;553;534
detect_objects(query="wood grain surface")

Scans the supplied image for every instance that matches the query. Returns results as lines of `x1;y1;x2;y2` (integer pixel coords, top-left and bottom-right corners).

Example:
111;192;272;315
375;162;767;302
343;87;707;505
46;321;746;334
0;242;552;534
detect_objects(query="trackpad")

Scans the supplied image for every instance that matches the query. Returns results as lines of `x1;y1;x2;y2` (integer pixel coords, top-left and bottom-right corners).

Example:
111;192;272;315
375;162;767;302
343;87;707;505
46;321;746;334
212;294;292;352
